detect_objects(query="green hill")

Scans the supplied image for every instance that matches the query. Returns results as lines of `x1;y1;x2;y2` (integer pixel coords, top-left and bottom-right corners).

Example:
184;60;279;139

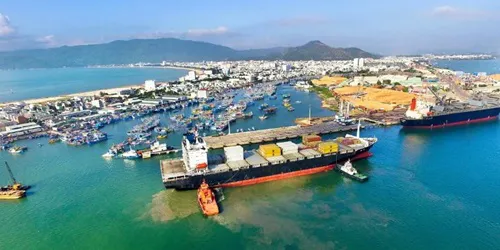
0;38;379;69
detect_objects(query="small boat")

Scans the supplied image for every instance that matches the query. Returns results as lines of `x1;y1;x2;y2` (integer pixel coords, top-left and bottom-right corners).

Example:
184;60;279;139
197;180;219;216
38;143;43;147
335;160;368;182
102;150;116;159
295;101;302;104
157;135;167;140
0;189;26;200
9;146;27;154
122;148;139;159
259;115;268;120
288;107;295;112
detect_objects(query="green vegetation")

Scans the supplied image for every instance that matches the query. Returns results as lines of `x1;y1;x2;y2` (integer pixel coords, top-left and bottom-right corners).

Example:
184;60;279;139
312;86;334;98
404;68;418;73
0;38;380;69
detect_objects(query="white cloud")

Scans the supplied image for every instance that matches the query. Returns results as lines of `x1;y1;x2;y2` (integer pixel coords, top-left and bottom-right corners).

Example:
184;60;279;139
186;26;228;36
36;35;57;46
432;6;459;16
0;13;15;36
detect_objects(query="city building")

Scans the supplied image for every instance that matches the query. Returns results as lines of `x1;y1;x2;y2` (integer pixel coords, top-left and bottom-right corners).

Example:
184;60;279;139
197;89;208;99
145;80;156;92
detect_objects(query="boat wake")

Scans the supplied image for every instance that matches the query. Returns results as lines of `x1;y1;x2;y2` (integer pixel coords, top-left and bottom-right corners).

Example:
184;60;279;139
144;190;199;222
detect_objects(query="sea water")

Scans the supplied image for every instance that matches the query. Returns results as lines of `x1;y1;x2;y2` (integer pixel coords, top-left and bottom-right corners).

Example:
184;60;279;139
434;59;500;74
1;85;500;249
0;67;187;103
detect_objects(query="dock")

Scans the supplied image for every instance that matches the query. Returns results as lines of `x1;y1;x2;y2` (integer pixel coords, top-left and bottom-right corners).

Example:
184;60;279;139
203;121;360;149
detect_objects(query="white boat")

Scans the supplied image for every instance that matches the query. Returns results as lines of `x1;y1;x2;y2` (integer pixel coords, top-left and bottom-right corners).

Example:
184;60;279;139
102;150;116;159
122;148;139;159
9;146;27;154
150;141;167;153
259;115;268;120
336;159;368;182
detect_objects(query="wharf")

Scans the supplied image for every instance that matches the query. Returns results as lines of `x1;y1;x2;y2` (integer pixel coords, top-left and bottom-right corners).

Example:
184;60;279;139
203;121;360;149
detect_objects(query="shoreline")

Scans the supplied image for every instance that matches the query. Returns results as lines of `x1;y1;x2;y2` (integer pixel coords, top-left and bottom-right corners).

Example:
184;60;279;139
0;66;192;106
0;84;144;106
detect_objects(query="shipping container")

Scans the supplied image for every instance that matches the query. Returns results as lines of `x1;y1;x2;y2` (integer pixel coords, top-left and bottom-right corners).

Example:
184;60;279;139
259;144;281;157
302;134;322;144
224;145;244;162
317;142;339;154
277;141;299;154
244;150;269;167
282;152;305;161
266;155;287;164
227;160;250;170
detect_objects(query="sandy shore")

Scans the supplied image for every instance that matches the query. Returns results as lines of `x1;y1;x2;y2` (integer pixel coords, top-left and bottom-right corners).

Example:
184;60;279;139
0;65;195;106
0;84;143;106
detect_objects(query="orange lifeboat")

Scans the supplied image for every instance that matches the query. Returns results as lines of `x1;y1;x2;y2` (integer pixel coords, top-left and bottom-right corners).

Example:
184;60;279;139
197;180;219;216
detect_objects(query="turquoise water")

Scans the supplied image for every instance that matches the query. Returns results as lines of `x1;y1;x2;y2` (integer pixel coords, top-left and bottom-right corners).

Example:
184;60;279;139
0;67;187;103
2;85;500;249
435;59;500;74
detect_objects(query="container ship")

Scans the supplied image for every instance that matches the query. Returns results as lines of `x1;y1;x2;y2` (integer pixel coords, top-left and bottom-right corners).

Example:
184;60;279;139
401;98;500;128
160;126;376;190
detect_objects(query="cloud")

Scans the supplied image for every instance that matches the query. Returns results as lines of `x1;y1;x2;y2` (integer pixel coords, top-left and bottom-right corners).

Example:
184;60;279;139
186;26;228;36
431;5;459;16
0;13;15;36
430;5;495;20
271;16;328;27
36;35;57;46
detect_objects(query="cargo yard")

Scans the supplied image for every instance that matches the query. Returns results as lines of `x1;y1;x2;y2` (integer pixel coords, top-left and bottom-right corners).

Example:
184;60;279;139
203;121;360;149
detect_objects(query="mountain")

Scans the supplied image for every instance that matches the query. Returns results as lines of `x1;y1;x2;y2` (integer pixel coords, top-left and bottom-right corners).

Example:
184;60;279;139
0;38;379;69
280;40;379;60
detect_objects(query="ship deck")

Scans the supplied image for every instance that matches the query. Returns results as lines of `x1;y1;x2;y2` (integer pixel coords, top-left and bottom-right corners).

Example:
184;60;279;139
203;121;360;149
160;159;187;181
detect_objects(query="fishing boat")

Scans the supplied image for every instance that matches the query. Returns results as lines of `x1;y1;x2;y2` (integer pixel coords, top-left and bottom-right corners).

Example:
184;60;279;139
264;107;277;114
259;103;269;110
122;148;140;159
102;150;116;159
9;146;27;154
335;159;368;182
259;115;268;120
197;180;219;216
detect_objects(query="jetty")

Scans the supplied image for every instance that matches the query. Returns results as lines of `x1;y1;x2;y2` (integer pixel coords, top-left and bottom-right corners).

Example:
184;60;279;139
203;121;360;149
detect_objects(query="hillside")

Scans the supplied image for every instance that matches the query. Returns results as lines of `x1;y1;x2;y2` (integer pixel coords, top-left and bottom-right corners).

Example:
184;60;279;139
280;40;379;61
0;38;379;69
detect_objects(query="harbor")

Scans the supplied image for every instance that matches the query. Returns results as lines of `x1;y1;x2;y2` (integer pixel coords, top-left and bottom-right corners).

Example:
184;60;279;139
2;59;500;249
203;121;360;149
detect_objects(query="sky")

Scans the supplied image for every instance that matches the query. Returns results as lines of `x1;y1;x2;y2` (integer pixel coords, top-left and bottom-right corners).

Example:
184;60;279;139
1;0;500;55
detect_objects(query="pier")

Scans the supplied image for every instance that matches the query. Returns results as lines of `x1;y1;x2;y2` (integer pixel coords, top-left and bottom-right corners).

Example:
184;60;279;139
203;122;360;149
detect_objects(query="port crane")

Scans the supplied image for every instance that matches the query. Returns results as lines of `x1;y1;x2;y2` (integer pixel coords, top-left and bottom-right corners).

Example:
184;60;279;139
4;161;30;190
427;86;446;105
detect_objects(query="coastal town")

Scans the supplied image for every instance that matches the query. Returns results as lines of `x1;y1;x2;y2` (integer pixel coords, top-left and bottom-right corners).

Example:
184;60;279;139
1;55;500;152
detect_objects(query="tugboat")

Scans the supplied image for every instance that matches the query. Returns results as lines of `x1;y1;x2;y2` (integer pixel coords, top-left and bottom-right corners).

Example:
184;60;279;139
1;162;30;200
197;180;219;216
335;159;368;182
